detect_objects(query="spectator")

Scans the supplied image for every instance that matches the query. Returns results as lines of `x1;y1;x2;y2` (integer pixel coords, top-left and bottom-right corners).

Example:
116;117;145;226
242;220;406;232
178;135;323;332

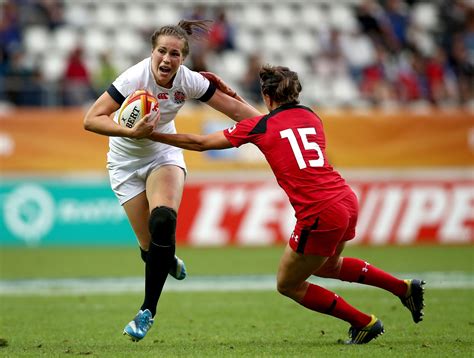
313;33;350;81
383;0;410;51
62;46;95;106
450;34;474;104
239;53;263;105
462;7;474;64
356;0;386;44
93;52;118;95
439;0;470;50
425;46;457;106
21;0;64;30
208;8;235;53
339;27;376;85
0;47;8;101
184;5;210;72
21;66;45;106
396;51;429;104
0;1;471;109
4;49;45;106
360;44;397;106
0;0;22;59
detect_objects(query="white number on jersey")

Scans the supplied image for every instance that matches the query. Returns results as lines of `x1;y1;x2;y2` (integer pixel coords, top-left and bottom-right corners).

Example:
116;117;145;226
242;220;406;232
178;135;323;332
280;128;324;169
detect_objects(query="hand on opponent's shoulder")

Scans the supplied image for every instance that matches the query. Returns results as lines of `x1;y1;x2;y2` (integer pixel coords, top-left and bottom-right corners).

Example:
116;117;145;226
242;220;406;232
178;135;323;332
200;71;245;103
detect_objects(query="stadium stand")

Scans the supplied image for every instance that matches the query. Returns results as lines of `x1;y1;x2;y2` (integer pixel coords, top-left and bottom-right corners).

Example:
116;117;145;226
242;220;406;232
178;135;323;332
0;0;473;109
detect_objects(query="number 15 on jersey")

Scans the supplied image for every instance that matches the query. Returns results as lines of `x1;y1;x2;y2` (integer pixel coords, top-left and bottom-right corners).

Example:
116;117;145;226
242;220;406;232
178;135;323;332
280;128;324;169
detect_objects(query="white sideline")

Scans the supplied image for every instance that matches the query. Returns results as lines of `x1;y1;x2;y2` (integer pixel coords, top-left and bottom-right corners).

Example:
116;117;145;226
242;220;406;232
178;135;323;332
0;272;472;296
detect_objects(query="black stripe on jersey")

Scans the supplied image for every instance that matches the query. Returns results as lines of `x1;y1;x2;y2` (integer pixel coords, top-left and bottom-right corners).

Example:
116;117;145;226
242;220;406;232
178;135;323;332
249;103;315;135
107;84;126;105
296;217;319;254
198;81;217;102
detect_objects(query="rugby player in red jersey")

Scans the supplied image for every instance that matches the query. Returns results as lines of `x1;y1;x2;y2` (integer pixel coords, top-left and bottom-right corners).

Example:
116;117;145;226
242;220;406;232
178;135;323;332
148;65;425;344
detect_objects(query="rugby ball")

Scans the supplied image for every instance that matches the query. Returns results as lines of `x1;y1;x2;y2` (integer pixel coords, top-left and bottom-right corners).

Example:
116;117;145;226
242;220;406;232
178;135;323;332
116;90;159;128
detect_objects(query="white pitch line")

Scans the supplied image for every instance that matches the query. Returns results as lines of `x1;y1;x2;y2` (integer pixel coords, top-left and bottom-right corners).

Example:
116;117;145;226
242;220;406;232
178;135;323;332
0;272;472;296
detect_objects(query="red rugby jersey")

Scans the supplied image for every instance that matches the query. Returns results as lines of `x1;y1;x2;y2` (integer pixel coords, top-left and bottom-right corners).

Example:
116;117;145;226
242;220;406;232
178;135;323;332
223;103;352;221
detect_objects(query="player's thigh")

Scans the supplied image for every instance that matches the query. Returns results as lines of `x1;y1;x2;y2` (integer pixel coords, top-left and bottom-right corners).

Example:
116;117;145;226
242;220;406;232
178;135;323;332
122;191;151;249
277;244;328;291
145;164;185;212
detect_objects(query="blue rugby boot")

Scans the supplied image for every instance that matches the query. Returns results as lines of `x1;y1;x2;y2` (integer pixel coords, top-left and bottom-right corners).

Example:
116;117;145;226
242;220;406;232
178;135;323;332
400;279;426;323
169;255;187;280
123;309;154;342
346;315;384;344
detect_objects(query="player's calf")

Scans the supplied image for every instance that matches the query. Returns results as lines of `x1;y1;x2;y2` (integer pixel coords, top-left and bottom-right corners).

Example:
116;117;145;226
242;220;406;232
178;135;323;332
140;247;187;280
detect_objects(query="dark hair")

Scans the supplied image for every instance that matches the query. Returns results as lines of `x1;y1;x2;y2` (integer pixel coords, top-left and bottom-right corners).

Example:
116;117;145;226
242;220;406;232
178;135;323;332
259;65;302;105
150;20;212;58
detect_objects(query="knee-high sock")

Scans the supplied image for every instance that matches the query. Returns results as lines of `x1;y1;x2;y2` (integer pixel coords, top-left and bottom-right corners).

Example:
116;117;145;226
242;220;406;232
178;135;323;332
301;283;371;328
140;246;147;263
140;242;175;317
339;257;407;297
140;206;177;317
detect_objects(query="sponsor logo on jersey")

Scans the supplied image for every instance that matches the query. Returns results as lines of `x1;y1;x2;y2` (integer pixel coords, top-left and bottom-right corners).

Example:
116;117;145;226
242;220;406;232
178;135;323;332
157;93;169;100
173;91;186;104
227;125;237;133
291;231;299;243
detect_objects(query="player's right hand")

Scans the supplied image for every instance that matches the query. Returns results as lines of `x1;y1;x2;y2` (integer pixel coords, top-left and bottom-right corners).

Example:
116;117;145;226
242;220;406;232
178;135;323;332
200;71;242;100
130;110;160;139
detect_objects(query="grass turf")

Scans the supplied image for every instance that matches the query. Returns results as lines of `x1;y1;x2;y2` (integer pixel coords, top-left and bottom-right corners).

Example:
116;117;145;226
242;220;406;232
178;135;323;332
0;289;472;357
0;245;472;356
0;245;472;279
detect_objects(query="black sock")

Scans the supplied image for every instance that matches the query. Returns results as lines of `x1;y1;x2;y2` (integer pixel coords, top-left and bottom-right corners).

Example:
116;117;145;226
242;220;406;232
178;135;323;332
140;243;175;317
139;247;148;263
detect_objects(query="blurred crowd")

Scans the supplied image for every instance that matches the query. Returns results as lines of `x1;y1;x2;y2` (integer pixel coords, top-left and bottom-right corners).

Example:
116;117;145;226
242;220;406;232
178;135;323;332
1;0;473;109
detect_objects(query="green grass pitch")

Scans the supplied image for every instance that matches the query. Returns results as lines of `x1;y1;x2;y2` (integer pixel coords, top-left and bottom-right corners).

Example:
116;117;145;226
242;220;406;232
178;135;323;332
0;245;473;357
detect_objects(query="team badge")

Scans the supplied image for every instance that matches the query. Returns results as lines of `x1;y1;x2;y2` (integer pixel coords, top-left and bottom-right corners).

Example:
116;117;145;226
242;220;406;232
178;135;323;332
173;91;186;104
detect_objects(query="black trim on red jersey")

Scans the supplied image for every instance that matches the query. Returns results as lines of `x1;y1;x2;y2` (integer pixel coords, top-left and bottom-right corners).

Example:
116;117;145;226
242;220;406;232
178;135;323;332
107;84;126;105
249;103;315;135
198;81;217;102
296;217;320;254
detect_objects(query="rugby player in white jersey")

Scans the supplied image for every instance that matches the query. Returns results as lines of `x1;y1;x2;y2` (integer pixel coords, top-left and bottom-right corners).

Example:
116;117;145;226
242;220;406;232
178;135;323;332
84;20;260;341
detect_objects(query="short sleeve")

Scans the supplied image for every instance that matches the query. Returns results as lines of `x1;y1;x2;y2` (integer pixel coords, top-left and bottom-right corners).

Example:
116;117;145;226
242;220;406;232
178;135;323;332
223;117;261;148
106;61;146;104
181;66;216;101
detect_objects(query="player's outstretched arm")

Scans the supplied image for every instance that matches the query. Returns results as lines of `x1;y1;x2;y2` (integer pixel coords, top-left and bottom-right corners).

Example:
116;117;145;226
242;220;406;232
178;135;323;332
148;131;232;152
206;90;261;123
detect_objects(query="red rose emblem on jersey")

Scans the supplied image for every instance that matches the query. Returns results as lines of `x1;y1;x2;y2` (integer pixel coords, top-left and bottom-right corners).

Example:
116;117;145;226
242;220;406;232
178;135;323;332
173;91;186;104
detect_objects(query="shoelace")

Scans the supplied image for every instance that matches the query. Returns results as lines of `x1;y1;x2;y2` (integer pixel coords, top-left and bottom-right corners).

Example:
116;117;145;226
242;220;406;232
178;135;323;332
136;313;152;329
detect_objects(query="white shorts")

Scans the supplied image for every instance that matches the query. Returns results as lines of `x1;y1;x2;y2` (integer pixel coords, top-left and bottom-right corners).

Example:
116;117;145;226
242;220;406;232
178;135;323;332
107;149;187;205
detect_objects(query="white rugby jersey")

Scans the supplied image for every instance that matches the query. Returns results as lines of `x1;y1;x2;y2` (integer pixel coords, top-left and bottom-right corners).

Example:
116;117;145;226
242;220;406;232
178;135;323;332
107;57;216;157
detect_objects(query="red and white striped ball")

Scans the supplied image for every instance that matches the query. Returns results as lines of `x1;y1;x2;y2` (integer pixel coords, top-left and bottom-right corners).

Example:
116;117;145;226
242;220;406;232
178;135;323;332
116;90;159;128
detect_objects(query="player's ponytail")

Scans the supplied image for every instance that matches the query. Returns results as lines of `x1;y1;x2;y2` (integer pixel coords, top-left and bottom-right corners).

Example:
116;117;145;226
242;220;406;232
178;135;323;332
151;20;212;58
177;20;212;40
260;65;302;105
